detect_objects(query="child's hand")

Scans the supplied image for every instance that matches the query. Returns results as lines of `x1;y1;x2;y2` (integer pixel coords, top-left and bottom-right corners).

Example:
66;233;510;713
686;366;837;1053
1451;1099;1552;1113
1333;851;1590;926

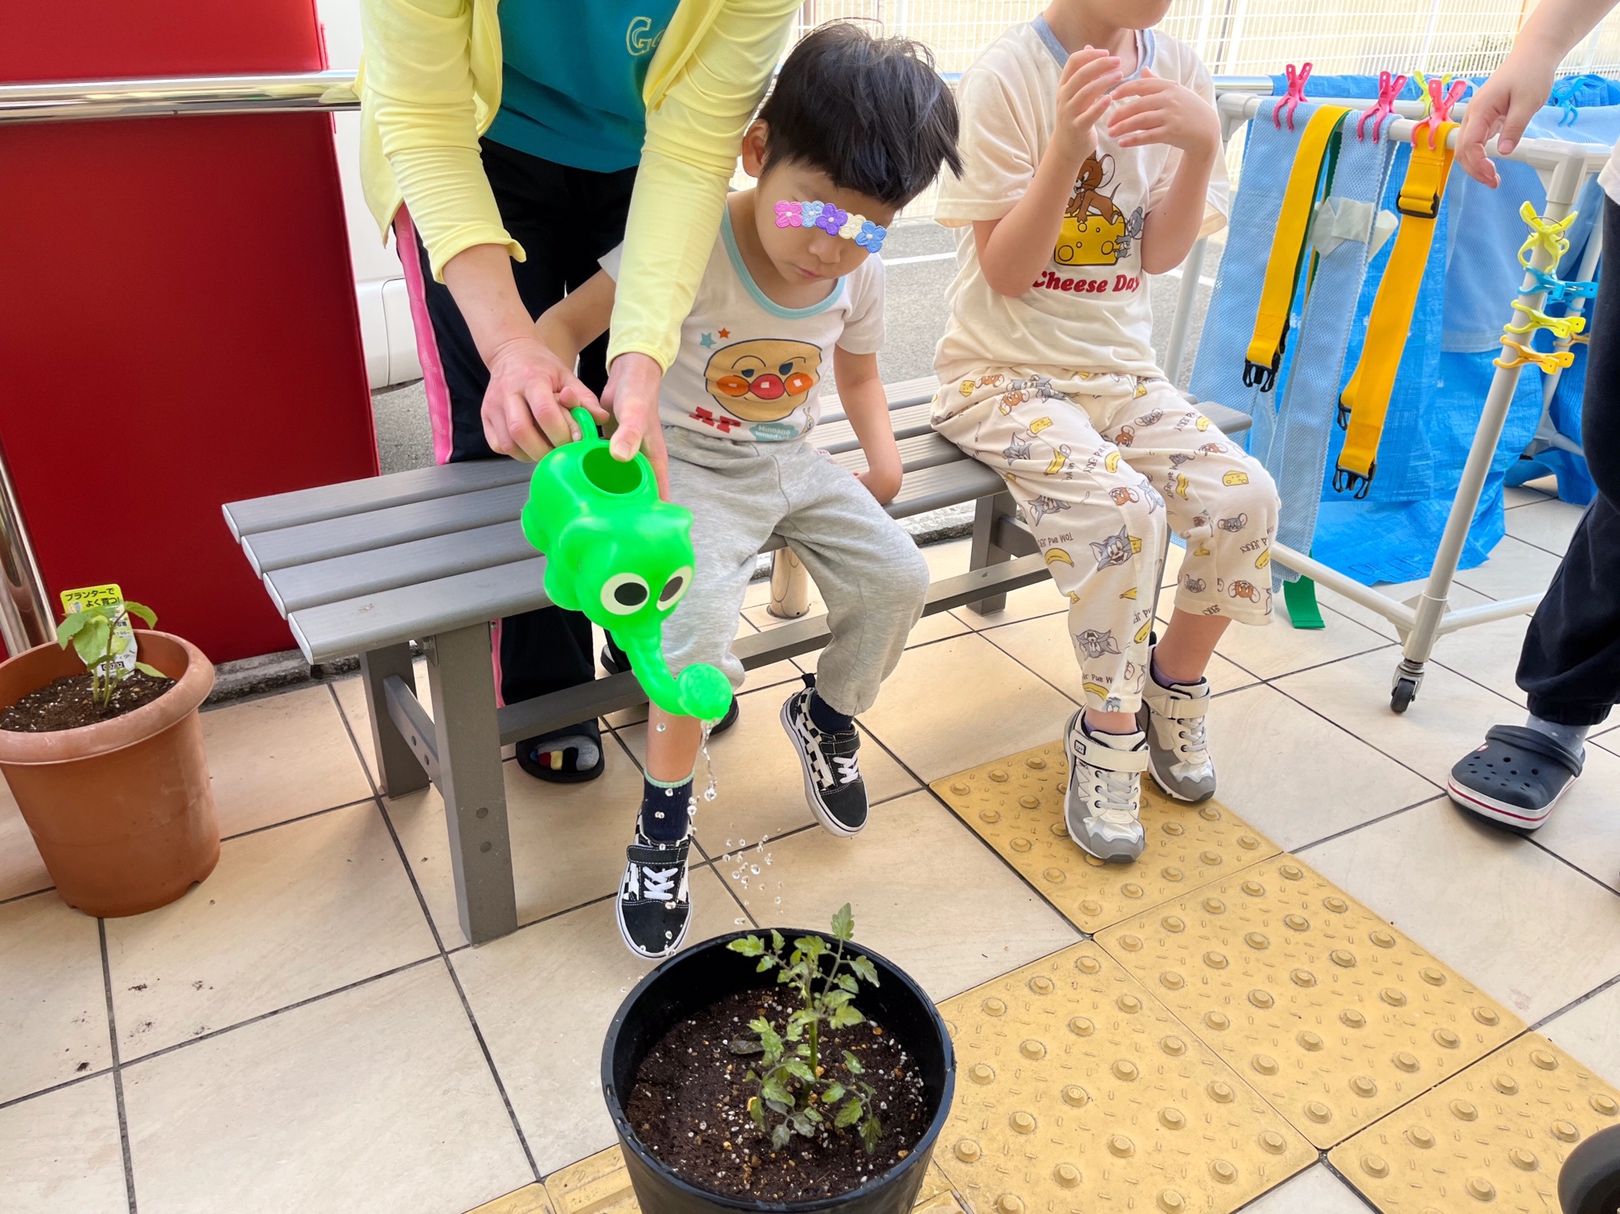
1106;68;1220;159
856;462;902;506
1456;54;1556;188
1053;47;1123;166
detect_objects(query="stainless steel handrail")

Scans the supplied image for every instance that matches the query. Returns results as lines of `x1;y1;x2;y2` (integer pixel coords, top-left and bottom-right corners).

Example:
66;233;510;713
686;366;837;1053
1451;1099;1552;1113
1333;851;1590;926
0;70;358;125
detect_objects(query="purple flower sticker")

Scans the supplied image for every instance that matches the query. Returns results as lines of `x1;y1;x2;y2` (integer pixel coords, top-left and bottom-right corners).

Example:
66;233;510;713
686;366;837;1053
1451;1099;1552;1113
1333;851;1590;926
816;205;848;235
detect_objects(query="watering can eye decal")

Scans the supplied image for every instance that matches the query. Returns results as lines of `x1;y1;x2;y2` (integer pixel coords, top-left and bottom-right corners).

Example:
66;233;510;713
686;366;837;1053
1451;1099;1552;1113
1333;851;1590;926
658;566;693;610
601;572;651;615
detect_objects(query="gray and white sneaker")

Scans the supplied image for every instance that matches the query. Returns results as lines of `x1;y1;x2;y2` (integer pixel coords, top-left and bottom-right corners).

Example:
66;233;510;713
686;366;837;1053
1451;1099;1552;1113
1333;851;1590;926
1138;666;1217;803
1064;710;1149;863
616;831;693;961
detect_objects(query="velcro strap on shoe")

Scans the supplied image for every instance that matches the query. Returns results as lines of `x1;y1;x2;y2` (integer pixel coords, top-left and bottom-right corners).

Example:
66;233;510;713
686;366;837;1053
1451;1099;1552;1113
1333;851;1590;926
1080;741;1150;775
1150;691;1210;721
628;837;691;868
1483;725;1584;778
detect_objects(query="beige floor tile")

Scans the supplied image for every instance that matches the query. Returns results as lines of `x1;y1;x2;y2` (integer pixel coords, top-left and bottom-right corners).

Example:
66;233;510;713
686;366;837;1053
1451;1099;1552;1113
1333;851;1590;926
123;961;531;1214
202;685;373;836
719;790;1080;1001
1310;579;1490;644
1505;481;1555;508
330;659;430;784
451;866;743;1175
1301;798;1620;1023
1428;609;1534;706
386;735;645;948
981;609;1257;700
0;891;109;1104
106;802;438;1057
1205;605;1391;680
859;633;1078;782
1525;741;1620;889
0;1075;127;1214
1453;535;1564;601
790;610;971;676
0;784;50;901
1540;981;1620;1089
951;577;1069;630
1235;1163;1375;1214
1206;684;1437;851
1503;495;1587;555
620;685;917;858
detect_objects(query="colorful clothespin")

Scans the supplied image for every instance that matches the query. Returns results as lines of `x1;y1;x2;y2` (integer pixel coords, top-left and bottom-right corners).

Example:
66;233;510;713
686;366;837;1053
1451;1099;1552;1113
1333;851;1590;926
1505;300;1587;340
1357;70;1408;141
1412;76;1468;150
1273;62;1312;130
1494;337;1576;372
1546;75;1597;127
1516;201;1577;272
1519;265;1598;303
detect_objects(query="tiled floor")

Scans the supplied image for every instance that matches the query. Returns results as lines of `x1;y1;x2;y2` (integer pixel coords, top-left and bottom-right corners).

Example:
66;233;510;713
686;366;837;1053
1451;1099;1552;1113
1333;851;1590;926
2;483;1617;1214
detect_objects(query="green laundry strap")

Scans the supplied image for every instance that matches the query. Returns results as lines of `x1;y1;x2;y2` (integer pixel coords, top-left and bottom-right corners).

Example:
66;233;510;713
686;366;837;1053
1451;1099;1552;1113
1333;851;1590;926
1284;574;1325;630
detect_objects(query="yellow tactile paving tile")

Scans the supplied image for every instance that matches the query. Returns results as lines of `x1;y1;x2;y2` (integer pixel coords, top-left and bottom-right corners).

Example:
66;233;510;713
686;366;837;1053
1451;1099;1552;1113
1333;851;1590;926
542;1146;962;1214
1329;1033;1620;1213
930;742;1279;934
1096;856;1524;1149
934;940;1315;1214
466;1183;554;1214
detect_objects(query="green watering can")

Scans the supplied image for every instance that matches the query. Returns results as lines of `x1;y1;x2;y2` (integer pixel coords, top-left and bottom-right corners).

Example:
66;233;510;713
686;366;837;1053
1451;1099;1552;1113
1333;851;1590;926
519;407;733;721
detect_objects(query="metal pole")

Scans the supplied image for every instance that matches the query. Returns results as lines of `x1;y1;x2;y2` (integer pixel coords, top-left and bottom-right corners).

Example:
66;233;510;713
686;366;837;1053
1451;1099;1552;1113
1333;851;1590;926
1165;237;1209;387
0;71;358;124
0;438;53;654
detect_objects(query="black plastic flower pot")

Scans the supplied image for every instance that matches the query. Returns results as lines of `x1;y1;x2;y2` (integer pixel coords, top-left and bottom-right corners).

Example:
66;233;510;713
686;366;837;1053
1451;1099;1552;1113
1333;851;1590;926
602;929;955;1214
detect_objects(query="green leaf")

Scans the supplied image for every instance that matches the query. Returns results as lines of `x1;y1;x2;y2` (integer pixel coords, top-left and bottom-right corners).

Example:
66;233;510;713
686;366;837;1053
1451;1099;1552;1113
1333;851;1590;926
831;903;854;942
770;929;785;952
123;601;157;628
749;1095;766;1131
823;1082;846;1104
790;1112;815;1137
822;989;854;1009
108;633;130;656
837;974;859;993
770;1123;792;1151
835;1098;863;1128
782;1059;815;1084
72;617;110;671
55;613;90;645
830;1003;865;1029
765;1098;790;1116
861;1115;882;1153
795;935;827;961
761;1077;793;1109
729;936;765;957
843;1051;865;1075
849;955;880;987
133;662;166;679
756;956;776;973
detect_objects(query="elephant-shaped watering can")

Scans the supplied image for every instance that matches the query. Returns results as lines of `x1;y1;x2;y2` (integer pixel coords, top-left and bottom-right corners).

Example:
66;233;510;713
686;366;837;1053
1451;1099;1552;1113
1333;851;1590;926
519;407;733;721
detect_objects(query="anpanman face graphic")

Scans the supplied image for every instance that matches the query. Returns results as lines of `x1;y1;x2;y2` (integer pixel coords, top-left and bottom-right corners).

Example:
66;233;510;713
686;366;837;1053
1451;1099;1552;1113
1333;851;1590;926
704;338;822;422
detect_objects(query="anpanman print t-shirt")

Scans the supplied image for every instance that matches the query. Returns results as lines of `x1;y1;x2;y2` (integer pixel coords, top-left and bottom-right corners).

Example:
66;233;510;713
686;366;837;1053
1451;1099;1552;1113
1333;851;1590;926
601;208;884;442
934;20;1230;383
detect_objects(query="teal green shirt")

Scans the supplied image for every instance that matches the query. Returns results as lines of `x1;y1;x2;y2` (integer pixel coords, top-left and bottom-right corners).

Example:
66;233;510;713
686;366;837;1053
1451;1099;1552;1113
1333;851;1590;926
486;0;682;172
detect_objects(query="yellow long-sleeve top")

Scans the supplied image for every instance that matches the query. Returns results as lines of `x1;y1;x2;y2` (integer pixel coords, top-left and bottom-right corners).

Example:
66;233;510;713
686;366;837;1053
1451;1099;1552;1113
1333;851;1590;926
358;0;799;372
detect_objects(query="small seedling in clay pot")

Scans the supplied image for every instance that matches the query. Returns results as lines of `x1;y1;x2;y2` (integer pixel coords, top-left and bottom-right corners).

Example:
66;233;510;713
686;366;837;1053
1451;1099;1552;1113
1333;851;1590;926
0;599;172;732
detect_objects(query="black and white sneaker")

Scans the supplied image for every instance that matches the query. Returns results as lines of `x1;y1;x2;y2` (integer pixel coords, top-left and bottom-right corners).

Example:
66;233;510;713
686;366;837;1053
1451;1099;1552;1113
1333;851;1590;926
780;678;867;835
616;832;694;960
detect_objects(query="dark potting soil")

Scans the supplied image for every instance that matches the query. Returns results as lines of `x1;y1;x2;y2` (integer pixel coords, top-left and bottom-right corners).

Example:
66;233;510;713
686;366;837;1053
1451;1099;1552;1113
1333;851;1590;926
0;671;174;732
625;986;931;1203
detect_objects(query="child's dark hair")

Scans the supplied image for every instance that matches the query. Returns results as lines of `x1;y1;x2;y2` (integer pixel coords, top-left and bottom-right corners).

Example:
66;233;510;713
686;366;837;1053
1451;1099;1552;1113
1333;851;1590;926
757;22;962;208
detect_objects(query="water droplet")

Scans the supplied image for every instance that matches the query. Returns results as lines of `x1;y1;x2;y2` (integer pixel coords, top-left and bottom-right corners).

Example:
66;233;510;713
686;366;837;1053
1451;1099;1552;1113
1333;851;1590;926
750;865;760;875
735;917;746;925
656;722;668;732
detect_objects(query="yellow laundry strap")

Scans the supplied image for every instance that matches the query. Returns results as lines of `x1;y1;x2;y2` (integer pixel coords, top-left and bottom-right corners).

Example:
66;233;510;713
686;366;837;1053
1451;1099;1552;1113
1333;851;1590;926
1334;121;1458;493
1243;105;1352;392
1494;338;1576;373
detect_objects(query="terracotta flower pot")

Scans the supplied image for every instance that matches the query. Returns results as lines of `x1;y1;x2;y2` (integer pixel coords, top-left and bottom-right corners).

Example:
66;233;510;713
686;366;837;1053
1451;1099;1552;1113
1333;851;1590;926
0;630;219;917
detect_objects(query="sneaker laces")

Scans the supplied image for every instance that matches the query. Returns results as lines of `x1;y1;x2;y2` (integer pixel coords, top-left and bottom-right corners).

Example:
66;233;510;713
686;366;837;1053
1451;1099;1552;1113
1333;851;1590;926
833;754;861;785
1090;766;1140;828
641;864;679;903
1177;713;1209;759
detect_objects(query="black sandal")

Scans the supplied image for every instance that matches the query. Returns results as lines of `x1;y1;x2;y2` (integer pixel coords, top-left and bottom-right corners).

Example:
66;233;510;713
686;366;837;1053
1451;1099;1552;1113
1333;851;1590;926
517;721;607;784
1447;724;1583;832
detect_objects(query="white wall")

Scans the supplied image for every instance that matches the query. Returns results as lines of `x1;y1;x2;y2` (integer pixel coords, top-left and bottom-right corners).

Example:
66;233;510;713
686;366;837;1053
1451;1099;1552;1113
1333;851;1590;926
317;0;422;387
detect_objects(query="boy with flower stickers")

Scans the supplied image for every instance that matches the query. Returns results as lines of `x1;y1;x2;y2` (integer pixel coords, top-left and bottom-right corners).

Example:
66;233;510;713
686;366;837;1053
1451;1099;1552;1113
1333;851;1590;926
537;23;961;960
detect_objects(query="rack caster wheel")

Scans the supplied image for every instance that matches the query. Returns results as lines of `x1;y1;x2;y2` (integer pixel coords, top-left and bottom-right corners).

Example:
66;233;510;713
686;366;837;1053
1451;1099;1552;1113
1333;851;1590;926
1391;677;1418;714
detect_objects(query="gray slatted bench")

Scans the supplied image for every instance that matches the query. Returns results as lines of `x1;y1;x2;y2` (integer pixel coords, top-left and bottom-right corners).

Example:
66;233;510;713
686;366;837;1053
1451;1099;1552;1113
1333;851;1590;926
224;376;1250;945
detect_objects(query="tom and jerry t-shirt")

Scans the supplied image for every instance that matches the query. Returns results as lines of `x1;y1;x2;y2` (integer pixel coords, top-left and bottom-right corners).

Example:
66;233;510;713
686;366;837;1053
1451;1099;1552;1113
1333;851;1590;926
934;20;1229;383
601;207;884;442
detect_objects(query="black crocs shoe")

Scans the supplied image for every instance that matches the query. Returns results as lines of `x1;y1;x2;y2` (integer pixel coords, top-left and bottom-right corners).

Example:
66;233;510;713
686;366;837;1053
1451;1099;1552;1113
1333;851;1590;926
616;832;694;960
602;645;739;736
1447;724;1584;832
780;677;867;836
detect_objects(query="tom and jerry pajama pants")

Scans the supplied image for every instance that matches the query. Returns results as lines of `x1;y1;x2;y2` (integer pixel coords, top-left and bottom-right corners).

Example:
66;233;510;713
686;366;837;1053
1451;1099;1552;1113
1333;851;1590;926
934;370;1279;714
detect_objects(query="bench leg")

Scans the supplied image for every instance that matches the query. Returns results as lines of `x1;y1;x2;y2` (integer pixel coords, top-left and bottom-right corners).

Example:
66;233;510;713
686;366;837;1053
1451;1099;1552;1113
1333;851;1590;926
967;491;1017;616
767;547;813;619
424;623;518;945
359;644;430;799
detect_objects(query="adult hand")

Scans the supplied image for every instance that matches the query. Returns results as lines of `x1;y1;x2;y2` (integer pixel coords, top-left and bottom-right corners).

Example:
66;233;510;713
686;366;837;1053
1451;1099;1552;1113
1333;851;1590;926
602;351;671;498
1107;68;1221;158
1052;47;1122;167
480;334;607;461
1456;55;1555;189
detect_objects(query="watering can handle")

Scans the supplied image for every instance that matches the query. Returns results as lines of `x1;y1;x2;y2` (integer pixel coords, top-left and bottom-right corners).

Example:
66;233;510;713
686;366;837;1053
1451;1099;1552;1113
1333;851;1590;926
569;405;599;445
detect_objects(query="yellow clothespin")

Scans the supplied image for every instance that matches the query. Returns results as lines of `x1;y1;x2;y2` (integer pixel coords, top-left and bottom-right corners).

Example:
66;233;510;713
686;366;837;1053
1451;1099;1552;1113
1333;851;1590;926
1505;300;1587;340
1517;201;1577;271
1493;337;1576;372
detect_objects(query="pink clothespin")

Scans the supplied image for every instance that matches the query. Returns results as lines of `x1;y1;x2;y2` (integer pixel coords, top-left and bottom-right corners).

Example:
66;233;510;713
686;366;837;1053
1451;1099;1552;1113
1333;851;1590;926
1273;62;1313;130
1356;70;1408;141
1412;77;1468;149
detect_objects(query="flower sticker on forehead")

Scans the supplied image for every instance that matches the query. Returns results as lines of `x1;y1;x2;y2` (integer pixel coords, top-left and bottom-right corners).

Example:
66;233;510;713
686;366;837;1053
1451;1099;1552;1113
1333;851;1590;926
773;201;886;254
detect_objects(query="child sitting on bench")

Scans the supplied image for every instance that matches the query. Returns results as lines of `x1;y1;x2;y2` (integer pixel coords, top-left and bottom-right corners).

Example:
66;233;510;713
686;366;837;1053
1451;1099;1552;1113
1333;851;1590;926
537;23;961;959
932;0;1278;863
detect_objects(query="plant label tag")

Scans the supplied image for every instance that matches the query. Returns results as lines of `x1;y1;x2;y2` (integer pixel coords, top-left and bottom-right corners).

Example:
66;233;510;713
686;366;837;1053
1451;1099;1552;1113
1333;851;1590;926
60;583;138;674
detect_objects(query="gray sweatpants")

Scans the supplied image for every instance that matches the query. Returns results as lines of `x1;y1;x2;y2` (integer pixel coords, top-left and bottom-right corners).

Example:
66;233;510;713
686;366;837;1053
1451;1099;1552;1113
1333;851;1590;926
662;426;929;717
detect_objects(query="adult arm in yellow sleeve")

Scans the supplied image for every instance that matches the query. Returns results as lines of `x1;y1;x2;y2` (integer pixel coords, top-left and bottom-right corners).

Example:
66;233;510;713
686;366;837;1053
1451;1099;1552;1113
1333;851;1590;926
601;0;801;482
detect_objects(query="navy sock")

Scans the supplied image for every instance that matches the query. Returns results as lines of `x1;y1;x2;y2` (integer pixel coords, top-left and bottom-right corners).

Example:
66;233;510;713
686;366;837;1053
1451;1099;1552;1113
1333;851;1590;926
640;776;693;843
808;690;854;734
